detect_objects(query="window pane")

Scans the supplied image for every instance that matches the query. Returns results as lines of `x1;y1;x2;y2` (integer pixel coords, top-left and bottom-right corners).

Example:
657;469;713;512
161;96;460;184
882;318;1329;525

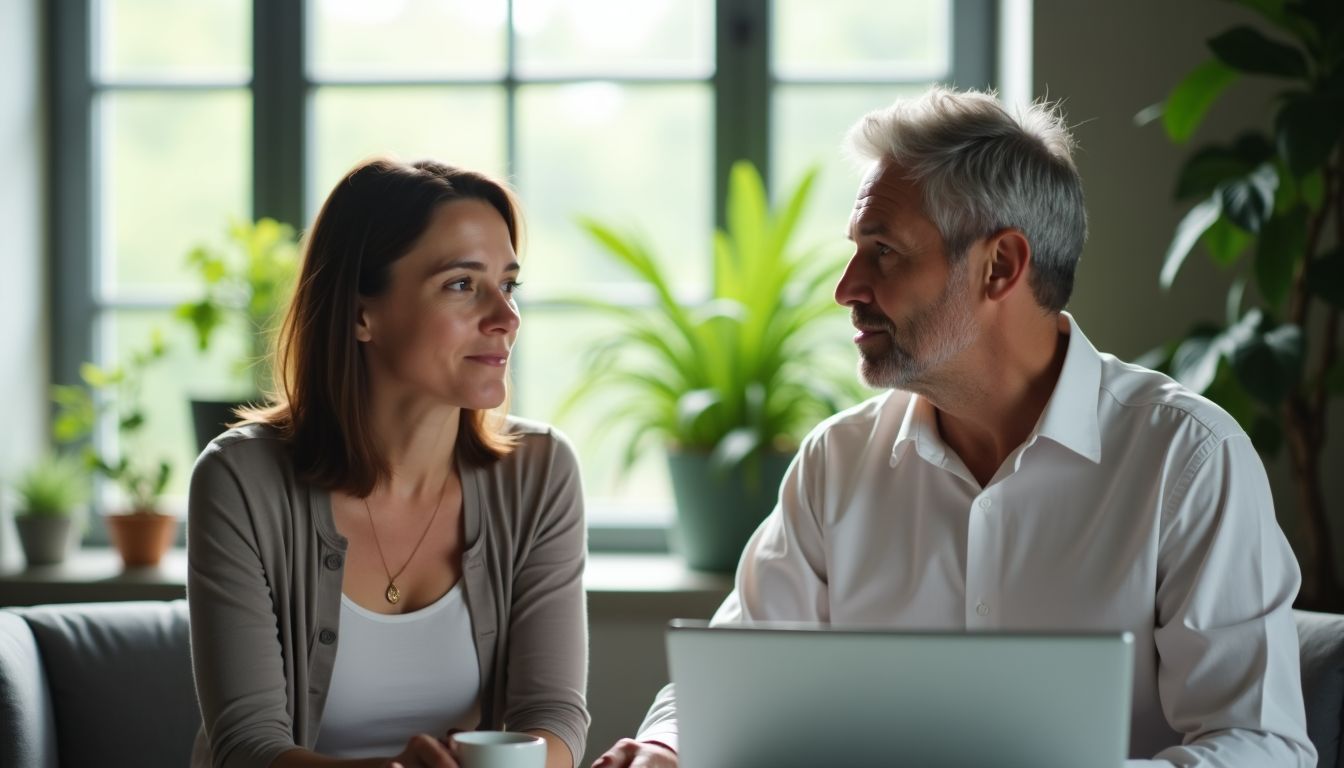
100;90;251;297
97;309;253;507
515;83;711;295
309;0;506;80
510;307;673;527
95;0;250;81
309;86;507;217
772;84;927;249
514;0;713;77
772;0;950;80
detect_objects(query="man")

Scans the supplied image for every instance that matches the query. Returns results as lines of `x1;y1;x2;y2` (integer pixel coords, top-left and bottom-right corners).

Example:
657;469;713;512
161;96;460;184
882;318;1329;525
593;87;1316;767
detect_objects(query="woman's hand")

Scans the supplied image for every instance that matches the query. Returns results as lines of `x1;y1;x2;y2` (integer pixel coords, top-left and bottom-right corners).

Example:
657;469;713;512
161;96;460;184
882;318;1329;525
386;733;460;768
590;738;677;768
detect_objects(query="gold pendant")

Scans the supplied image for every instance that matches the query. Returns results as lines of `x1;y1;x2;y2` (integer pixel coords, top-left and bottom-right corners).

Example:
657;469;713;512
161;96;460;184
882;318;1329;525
385;582;401;604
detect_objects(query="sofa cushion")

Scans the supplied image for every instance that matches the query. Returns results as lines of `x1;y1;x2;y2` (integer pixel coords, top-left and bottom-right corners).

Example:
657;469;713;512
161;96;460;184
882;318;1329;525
1297;609;1344;768
21;600;199;768
0;609;57;768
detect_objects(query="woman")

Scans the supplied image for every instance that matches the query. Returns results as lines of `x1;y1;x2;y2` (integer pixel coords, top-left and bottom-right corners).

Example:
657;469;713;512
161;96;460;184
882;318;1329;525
188;158;588;768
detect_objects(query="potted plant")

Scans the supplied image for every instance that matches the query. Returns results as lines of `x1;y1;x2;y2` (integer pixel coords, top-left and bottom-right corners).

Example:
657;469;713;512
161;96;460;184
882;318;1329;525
175;217;299;452
564;161;862;571
53;332;177;567
10;453;89;567
1137;0;1344;609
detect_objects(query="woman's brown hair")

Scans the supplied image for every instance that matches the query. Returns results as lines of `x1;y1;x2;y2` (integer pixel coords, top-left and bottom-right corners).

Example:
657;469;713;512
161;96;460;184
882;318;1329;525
241;157;521;496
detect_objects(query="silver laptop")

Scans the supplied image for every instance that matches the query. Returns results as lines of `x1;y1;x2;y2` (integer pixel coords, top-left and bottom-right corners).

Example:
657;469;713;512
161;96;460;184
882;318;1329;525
666;620;1134;768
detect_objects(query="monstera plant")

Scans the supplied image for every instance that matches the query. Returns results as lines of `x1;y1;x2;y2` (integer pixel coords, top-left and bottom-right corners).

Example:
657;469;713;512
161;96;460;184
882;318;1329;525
1138;0;1344;609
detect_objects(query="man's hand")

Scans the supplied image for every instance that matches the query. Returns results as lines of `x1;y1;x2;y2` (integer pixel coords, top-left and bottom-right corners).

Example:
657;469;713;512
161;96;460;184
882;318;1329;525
590;738;677;768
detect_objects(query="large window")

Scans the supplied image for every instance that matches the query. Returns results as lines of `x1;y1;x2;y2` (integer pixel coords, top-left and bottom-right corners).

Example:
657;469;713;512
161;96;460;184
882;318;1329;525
53;0;993;543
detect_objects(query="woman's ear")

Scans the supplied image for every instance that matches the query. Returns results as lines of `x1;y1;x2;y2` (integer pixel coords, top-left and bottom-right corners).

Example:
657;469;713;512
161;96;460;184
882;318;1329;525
984;228;1031;302
354;300;374;343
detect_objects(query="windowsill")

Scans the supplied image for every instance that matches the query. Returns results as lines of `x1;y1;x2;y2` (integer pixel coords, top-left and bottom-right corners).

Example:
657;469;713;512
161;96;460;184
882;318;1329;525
0;547;734;607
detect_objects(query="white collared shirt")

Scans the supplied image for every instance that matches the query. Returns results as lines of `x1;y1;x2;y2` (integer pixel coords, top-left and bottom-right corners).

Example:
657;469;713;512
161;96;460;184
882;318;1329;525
639;314;1315;766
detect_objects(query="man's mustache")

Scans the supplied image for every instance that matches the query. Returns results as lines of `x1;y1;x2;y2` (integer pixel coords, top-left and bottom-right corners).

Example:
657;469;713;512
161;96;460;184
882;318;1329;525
850;306;895;334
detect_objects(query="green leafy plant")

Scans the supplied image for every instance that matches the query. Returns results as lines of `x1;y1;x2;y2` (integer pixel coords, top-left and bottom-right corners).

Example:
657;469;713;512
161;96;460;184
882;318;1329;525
562;161;861;472
53;333;173;514
175;217;300;395
11;454;89;518
1138;0;1344;609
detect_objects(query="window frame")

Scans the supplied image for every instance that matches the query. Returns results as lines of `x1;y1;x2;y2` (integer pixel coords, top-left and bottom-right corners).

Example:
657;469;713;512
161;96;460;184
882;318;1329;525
50;0;996;551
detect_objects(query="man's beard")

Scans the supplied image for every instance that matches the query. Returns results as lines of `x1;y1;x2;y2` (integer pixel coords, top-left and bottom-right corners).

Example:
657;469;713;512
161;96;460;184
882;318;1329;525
852;261;979;391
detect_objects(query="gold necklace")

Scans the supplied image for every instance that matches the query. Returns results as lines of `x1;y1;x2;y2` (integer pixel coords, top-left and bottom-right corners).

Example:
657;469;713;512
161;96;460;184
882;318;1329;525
363;471;451;605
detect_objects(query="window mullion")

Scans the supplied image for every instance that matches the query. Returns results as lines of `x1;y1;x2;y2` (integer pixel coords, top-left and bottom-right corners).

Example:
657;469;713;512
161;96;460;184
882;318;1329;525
50;1;96;391
713;0;769;227
951;0;997;91
253;0;305;227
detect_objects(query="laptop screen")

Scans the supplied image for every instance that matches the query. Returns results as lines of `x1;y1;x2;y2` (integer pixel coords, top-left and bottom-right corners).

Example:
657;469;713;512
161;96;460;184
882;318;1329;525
667;620;1134;768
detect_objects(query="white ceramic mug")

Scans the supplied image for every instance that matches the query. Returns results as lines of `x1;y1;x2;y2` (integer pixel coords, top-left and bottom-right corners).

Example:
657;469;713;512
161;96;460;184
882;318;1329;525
450;730;546;768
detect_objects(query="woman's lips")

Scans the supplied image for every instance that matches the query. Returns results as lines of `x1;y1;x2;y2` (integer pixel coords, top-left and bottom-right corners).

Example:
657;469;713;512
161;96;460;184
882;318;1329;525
466;354;509;366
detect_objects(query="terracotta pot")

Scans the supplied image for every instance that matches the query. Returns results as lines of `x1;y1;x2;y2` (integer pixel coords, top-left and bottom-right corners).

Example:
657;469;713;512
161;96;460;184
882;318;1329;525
104;512;178;567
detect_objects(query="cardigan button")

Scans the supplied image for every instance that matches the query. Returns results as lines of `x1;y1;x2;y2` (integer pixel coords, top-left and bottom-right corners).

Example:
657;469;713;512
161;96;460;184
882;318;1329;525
319;629;337;645
323;553;343;570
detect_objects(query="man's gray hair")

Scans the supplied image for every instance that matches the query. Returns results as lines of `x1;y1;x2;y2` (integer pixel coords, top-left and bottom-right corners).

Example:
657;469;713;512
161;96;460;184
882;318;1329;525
845;86;1087;312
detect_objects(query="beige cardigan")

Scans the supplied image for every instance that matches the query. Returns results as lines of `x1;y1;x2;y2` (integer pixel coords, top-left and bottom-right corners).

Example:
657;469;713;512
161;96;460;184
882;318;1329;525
187;420;589;768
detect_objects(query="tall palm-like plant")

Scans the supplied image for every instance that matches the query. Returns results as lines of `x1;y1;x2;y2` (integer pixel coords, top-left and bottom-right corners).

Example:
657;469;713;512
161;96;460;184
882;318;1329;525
1138;0;1344;609
565;161;859;474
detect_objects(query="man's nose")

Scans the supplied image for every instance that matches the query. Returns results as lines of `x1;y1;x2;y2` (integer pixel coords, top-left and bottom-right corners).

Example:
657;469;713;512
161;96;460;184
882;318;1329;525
834;255;872;307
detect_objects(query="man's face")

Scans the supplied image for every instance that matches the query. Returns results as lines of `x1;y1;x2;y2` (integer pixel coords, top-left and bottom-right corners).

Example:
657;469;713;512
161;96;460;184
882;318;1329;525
835;160;979;391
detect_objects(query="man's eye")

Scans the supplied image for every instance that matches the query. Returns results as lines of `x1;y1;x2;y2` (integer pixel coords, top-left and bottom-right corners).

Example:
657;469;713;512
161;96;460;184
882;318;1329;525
875;244;893;256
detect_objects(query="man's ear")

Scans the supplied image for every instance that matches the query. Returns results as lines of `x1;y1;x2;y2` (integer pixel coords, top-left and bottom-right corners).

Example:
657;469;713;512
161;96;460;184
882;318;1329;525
983;228;1031;302
354;300;374;343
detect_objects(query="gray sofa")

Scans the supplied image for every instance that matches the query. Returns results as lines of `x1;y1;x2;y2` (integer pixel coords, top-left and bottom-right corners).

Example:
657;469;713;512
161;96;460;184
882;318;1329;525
0;601;1341;767
0;600;198;768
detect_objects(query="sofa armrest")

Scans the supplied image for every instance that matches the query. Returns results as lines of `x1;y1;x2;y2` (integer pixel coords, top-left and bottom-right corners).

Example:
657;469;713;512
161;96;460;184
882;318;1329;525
0;608;58;768
1296;609;1344;768
21;599;199;768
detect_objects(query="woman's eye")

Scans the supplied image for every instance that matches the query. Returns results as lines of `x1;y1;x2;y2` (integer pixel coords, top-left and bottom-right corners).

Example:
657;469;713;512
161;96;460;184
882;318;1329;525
503;279;523;295
444;277;472;292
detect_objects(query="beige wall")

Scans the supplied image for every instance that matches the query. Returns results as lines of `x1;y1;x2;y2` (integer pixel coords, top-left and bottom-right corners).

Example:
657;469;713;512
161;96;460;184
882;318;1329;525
0;0;47;565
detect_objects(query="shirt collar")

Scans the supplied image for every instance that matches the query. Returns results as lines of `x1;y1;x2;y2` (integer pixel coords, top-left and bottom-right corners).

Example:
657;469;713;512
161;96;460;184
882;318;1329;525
889;311;1103;468
1034;312;1103;463
892;391;946;468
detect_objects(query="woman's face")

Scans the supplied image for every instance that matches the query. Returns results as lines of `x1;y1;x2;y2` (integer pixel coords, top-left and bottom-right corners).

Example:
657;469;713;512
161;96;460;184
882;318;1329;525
355;198;521;412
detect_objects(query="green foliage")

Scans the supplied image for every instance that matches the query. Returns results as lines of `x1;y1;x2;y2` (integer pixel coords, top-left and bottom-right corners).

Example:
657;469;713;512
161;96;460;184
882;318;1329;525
175;218;300;394
11;454;89;518
52;332;173;513
1139;0;1344;461
561;161;862;472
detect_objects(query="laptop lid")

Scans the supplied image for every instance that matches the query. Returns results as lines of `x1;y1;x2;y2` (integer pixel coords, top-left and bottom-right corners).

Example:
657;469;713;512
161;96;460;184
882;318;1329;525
666;620;1134;768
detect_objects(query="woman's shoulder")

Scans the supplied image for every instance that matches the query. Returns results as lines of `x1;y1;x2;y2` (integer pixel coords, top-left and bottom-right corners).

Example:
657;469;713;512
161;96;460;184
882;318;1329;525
501;416;578;462
194;423;293;479
483;416;582;492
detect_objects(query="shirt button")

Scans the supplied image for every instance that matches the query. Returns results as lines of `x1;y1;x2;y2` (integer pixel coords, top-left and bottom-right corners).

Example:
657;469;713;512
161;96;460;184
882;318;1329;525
978;497;993;510
976;602;990;617
323;553;343;570
319;629;337;645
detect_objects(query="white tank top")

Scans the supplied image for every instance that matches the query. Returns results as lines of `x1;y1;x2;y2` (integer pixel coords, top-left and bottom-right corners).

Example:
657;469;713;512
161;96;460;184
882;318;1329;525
313;582;481;758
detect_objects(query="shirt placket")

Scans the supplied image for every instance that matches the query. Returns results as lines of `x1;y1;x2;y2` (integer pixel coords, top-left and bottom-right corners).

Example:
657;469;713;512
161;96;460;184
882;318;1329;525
964;491;1002;629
